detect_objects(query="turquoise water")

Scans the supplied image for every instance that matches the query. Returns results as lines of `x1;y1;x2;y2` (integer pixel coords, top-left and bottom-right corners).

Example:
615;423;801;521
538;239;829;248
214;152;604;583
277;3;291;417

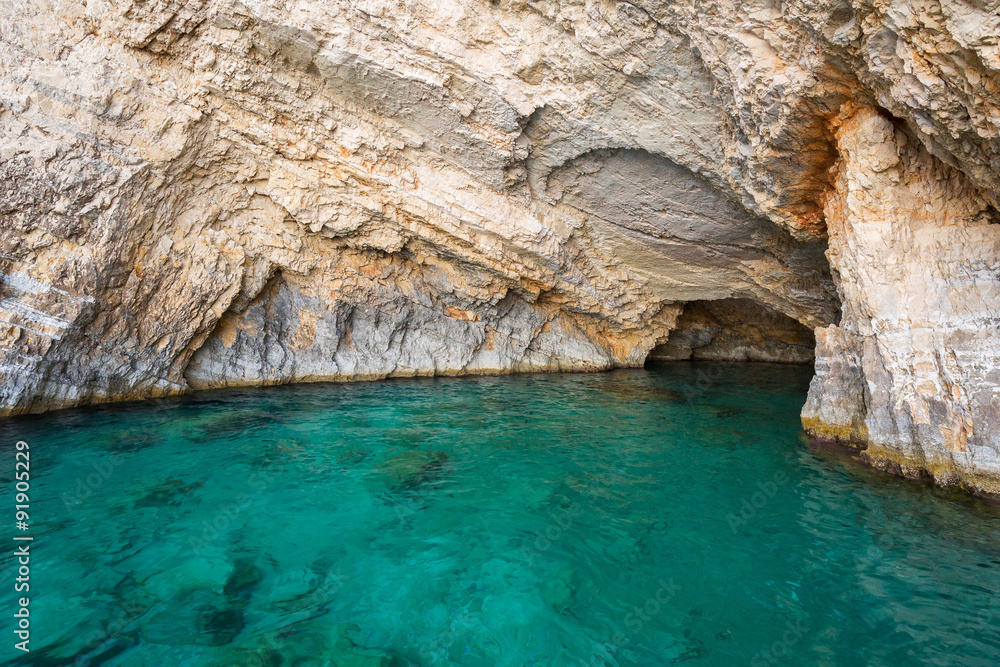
3;363;1000;666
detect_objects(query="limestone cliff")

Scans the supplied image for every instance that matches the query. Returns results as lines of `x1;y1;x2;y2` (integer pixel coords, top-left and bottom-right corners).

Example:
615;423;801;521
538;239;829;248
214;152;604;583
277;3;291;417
803;105;1000;494
1;1;999;492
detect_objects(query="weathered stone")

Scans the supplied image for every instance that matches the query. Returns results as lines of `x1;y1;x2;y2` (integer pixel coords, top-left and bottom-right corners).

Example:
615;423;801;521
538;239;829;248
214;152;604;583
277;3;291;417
802;105;1000;494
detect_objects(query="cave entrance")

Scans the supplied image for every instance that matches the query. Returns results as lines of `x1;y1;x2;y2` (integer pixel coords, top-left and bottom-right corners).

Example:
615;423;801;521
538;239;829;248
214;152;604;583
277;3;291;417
645;298;815;365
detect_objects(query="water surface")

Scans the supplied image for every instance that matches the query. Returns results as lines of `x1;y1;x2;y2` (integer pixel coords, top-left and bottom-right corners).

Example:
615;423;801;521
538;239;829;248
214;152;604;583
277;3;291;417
3;363;999;666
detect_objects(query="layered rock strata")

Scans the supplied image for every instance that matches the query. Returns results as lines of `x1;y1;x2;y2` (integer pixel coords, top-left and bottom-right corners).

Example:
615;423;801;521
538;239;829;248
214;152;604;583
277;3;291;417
1;1;999;492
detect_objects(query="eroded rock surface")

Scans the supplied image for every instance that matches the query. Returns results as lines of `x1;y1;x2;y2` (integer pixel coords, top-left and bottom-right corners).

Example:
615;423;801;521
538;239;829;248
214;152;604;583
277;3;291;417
1;1;999;491
803;105;1000;493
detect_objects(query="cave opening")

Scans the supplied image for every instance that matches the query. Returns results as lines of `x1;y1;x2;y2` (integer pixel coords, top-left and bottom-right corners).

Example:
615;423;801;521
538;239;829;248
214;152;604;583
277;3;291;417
645;298;816;365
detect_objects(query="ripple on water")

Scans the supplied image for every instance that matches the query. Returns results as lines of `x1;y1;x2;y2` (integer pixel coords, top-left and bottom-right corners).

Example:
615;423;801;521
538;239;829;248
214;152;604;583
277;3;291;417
2;363;1000;666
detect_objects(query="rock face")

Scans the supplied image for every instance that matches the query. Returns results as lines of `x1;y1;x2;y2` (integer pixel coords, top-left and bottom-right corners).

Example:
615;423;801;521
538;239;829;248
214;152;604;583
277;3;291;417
1;2;999;491
803;105;1000;494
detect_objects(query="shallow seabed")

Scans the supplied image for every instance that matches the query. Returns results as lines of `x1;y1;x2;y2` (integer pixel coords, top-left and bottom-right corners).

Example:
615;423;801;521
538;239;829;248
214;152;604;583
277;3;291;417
2;363;1000;666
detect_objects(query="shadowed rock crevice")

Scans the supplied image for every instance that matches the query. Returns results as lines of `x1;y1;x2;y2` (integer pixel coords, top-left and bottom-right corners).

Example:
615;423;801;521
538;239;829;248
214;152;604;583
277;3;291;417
646;299;816;364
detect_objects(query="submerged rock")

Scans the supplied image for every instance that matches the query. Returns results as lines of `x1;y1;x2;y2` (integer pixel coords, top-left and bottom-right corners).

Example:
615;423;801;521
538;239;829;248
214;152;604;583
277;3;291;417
706;405;743;419
594;382;688;405
96;428;164;454
141;554;234;599
187;409;277;439
2;0;1000;495
141;588;244;647
137;555;256;649
263;622;396;667
337;449;370;465
373;450;449;491
130;478;204;509
542;568;576;614
224;558;265;602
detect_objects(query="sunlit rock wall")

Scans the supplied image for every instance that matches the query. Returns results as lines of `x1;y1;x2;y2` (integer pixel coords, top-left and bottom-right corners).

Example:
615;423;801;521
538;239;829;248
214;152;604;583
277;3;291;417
803;105;1000;493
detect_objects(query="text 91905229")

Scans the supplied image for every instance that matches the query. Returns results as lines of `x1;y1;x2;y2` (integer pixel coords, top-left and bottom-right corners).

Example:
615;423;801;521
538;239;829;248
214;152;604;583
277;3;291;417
13;440;31;653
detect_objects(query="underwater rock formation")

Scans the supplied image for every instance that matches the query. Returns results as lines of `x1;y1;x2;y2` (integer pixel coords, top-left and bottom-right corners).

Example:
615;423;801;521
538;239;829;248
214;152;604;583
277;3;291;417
1;1;999;492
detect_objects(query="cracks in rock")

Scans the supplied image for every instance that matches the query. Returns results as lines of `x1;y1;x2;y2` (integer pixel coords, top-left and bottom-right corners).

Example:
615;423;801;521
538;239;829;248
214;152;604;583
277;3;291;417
179;266;284;387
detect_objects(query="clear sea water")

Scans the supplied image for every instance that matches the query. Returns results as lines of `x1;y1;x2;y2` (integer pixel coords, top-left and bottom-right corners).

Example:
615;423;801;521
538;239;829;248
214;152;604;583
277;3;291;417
2;363;1000;666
